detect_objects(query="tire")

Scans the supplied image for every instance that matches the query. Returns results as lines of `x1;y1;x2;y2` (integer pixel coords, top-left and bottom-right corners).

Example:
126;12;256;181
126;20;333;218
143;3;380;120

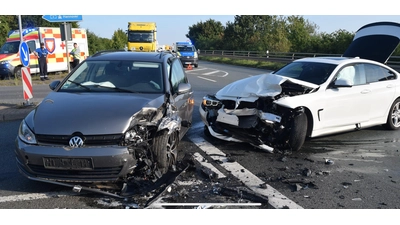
151;130;179;174
203;125;212;137
383;99;400;130
14;67;21;79
194;64;198;68
288;112;308;151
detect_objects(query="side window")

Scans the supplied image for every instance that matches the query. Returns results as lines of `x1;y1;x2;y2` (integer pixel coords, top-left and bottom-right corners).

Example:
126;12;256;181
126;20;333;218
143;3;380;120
336;64;367;86
170;59;187;94
27;41;36;53
365;64;395;83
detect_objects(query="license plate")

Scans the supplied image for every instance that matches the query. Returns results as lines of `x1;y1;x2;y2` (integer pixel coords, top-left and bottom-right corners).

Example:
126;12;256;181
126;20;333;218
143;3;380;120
43;157;93;170
185;62;191;64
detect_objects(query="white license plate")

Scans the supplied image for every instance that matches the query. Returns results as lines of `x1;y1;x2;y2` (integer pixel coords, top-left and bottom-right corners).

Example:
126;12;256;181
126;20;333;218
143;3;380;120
185;62;191;64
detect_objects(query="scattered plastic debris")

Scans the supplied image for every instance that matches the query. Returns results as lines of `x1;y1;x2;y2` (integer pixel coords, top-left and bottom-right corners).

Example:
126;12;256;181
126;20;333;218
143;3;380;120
352;198;362;201
302;168;312;177
325;159;334;165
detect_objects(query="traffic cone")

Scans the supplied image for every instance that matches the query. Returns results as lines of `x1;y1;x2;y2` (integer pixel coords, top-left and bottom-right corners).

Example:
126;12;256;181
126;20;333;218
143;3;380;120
187;64;193;70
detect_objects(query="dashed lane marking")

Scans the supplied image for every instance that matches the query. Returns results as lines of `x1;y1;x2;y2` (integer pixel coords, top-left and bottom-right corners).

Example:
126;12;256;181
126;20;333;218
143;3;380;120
197;76;216;82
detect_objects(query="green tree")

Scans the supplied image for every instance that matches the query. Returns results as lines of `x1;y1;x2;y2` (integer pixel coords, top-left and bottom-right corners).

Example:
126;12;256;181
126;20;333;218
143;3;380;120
286;16;318;52
86;29;112;55
111;28;127;50
186;19;225;50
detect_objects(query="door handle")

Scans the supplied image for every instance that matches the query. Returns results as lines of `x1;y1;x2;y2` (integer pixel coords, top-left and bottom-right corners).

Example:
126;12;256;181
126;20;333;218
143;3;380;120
361;89;370;94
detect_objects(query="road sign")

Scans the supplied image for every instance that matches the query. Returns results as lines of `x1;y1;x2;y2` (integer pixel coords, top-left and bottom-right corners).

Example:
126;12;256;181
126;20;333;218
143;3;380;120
22;67;33;100
19;42;30;67
42;15;83;22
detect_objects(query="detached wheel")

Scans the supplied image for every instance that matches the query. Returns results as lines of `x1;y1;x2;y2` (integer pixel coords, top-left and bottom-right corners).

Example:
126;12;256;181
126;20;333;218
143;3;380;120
383;99;400;130
288;112;308;151
152;130;179;174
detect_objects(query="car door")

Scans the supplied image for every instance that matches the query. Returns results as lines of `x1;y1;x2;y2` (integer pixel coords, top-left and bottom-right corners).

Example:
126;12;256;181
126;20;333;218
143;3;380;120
321;64;371;129
169;58;194;137
364;63;397;121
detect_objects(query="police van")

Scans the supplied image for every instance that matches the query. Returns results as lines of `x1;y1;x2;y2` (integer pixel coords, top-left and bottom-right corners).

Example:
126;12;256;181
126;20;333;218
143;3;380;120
173;41;198;68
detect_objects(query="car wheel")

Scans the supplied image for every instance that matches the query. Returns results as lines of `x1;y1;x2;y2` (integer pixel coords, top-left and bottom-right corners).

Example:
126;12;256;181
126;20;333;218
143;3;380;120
203;125;212;137
383;99;400;130
194;64;198;68
288;112;308;151
14;66;22;79
152;130;179;174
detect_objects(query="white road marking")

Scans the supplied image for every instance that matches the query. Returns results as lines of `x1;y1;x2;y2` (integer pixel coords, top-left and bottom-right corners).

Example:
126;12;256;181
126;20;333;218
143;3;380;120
186;68;208;72
188;123;304;209
202;70;220;75
193;152;226;178
197;76;216;82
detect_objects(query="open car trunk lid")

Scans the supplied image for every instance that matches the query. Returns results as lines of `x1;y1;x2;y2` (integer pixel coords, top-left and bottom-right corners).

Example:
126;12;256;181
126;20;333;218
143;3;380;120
343;21;400;64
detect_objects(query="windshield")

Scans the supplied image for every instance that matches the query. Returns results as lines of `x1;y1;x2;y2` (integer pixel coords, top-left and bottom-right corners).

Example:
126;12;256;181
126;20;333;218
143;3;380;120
59;60;164;93
128;31;154;43
273;61;336;85
0;41;20;54
177;46;195;52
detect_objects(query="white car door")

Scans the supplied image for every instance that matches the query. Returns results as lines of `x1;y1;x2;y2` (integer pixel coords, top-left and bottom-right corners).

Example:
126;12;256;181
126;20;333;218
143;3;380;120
364;63;397;122
320;64;371;129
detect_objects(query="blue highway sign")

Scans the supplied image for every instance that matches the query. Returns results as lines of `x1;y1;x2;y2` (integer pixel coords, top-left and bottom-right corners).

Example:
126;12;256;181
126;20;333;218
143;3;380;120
19;42;30;67
42;15;83;22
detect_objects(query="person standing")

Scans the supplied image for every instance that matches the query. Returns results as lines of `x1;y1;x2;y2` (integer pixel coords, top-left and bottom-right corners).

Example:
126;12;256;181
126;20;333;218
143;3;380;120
70;43;81;69
34;43;49;81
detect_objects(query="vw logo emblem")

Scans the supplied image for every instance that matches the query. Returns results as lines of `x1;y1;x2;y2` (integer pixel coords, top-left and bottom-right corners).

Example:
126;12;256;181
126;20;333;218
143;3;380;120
69;136;84;148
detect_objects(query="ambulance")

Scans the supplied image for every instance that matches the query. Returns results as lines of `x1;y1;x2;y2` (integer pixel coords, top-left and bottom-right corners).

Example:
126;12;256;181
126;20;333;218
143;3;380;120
0;27;89;80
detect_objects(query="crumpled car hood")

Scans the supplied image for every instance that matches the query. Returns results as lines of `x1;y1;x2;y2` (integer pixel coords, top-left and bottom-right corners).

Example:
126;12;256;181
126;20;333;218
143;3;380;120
29;92;164;135
215;73;319;102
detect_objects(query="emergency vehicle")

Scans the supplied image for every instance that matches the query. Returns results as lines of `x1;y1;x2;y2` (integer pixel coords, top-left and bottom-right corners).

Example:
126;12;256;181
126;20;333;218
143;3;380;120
173;41;198;68
0;27;89;79
127;22;157;52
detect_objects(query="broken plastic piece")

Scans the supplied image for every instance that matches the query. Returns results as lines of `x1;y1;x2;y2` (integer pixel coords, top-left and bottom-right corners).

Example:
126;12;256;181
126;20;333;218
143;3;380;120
325;159;334;165
72;185;82;193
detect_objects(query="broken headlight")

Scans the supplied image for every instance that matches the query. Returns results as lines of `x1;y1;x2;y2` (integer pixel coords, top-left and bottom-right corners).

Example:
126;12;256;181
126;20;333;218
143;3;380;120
202;95;222;108
124;126;146;145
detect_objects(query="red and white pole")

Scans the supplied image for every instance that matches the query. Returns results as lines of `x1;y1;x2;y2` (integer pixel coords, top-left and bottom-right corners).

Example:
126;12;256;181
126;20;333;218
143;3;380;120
22;67;33;104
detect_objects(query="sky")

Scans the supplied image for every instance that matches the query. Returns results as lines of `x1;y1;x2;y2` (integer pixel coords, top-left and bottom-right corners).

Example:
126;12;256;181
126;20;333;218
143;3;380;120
3;0;400;48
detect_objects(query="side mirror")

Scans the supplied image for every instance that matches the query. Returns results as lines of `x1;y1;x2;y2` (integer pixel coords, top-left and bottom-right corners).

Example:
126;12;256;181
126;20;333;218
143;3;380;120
333;79;352;88
177;83;191;94
49;80;61;90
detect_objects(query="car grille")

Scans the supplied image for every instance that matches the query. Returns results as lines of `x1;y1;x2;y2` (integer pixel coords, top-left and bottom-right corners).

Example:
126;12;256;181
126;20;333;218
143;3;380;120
28;164;123;179
36;134;123;146
221;100;257;110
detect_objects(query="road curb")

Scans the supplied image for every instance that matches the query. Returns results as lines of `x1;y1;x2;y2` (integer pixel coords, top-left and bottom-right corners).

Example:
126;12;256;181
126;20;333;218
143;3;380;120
0;104;35;122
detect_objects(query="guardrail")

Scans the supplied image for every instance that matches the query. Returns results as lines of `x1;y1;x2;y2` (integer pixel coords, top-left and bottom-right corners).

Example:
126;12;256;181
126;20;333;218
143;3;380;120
200;50;400;68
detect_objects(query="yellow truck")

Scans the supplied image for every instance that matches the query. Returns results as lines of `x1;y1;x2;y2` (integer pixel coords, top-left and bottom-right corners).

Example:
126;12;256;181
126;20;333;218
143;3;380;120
127;22;157;52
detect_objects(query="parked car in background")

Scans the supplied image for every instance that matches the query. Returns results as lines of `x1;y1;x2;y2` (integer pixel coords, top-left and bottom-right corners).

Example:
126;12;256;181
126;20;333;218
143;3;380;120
15;50;194;187
200;21;400;153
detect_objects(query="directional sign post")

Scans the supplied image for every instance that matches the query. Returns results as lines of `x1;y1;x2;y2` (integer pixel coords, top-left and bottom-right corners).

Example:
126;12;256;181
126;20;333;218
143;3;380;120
19;41;30;67
42;15;83;73
42;15;83;22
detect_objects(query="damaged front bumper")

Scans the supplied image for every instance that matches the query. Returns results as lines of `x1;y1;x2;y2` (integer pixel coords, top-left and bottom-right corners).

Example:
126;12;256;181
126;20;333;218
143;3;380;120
15;137;137;183
200;95;299;153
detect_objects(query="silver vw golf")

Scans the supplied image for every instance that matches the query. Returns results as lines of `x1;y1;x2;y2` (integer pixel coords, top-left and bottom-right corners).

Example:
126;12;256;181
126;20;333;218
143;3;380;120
15;51;194;186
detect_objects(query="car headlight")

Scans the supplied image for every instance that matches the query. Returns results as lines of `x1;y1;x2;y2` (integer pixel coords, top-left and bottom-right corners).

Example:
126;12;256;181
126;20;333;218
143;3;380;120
202;95;221;107
18;120;37;144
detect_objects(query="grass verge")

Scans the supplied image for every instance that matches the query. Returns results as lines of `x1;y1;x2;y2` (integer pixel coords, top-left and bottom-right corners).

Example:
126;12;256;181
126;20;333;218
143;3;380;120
199;55;287;71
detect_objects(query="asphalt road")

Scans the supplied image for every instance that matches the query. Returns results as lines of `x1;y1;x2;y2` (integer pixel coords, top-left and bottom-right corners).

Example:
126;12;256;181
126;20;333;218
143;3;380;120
1;61;399;215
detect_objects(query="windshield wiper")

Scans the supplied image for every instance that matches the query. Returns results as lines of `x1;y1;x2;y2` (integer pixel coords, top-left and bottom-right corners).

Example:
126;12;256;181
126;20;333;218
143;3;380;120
68;80;91;91
93;84;138;93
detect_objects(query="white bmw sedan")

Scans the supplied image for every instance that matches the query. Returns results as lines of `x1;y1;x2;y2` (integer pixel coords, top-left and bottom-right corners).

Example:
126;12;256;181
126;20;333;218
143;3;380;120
200;21;400;152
